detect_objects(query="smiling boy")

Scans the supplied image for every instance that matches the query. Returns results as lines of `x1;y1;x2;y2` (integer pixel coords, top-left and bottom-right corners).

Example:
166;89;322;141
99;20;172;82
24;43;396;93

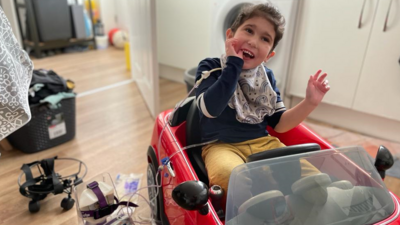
195;3;330;202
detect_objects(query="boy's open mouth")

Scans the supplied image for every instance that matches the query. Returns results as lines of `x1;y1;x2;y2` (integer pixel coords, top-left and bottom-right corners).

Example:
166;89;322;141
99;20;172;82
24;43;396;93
242;49;254;59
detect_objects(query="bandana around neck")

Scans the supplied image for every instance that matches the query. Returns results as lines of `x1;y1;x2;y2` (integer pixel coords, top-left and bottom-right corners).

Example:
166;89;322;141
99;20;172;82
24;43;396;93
221;55;277;124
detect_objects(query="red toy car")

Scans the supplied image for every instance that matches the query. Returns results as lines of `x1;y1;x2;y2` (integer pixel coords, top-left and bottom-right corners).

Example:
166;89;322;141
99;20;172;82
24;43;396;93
146;97;400;225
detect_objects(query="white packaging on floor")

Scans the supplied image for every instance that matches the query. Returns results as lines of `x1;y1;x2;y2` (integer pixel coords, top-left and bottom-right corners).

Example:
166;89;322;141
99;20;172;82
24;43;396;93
74;173;137;225
115;173;143;204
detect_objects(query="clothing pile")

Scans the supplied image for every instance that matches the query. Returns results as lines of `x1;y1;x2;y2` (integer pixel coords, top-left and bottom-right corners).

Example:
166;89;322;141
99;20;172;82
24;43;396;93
7;69;77;153
28;69;75;108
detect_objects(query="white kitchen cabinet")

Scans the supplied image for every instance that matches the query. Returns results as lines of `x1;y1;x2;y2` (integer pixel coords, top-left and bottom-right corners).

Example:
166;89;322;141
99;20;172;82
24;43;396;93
353;0;400;121
288;0;379;108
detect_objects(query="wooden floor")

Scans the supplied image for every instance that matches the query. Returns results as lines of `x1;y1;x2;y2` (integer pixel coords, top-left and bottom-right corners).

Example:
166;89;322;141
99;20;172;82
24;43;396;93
31;48;132;94
0;49;185;225
1;48;399;225
0;83;163;225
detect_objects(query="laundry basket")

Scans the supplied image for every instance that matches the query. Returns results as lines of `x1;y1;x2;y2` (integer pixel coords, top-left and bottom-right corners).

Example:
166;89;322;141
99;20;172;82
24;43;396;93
184;67;197;97
7;97;76;153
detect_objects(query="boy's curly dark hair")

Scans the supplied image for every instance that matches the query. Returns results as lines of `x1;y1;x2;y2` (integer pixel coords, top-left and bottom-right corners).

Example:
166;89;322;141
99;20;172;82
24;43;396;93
230;3;285;52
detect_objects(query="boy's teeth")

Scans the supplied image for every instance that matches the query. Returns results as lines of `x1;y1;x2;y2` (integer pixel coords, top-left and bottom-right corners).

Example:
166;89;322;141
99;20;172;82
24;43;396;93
243;50;254;57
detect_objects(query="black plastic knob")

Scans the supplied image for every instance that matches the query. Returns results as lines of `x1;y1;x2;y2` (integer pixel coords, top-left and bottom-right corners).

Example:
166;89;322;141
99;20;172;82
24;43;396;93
172;180;209;211
375;145;394;179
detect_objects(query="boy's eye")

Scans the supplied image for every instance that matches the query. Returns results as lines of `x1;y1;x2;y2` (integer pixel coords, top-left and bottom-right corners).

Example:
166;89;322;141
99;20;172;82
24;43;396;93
245;28;253;34
262;37;270;42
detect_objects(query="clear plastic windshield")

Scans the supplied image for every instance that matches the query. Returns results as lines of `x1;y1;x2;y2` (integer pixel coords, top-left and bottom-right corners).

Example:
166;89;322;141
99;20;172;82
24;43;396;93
225;146;395;225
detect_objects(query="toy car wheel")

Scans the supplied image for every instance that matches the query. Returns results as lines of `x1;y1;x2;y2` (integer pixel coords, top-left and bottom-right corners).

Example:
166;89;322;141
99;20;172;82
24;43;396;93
61;197;75;210
147;163;161;223
29;200;40;213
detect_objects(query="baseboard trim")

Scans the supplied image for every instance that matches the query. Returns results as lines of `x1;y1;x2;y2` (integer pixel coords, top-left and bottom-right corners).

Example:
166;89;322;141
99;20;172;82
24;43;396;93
291;97;400;143
77;79;134;98
159;64;185;84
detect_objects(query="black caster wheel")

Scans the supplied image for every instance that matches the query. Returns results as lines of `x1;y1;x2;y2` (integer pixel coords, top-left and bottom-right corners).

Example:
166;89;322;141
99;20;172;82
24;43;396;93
29;200;40;213
61;197;75;210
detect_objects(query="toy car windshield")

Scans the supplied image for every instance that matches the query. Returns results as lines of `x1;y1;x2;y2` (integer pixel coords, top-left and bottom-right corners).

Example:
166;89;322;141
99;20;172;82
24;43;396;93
225;146;396;225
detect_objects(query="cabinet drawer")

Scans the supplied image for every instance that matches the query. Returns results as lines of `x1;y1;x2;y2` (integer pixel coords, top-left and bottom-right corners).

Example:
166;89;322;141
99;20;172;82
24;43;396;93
352;0;400;121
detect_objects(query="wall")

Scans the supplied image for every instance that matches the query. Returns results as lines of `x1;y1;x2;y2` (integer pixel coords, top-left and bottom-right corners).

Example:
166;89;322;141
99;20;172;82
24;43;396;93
156;0;211;70
113;0;130;32
98;0;116;35
97;0;132;35
1;0;22;45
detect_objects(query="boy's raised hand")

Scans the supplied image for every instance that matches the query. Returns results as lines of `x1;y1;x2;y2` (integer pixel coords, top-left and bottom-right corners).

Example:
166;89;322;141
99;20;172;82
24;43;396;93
225;38;243;59
305;70;330;106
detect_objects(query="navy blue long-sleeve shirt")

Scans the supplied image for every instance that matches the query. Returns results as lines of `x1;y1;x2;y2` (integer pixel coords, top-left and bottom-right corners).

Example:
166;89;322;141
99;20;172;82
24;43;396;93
195;56;286;143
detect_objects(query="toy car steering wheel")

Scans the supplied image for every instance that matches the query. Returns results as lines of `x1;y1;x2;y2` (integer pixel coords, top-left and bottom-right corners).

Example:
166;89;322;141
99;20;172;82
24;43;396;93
246;143;321;163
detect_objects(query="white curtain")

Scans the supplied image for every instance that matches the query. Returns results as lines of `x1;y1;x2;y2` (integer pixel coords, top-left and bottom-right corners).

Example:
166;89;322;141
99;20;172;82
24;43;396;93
0;6;33;140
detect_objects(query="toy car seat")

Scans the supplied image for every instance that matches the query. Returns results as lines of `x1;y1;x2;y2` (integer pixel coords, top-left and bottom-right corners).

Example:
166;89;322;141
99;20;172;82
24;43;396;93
185;98;209;185
168;96;209;185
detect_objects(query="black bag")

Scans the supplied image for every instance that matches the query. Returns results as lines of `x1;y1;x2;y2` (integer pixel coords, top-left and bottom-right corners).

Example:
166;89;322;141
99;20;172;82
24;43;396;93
29;69;73;104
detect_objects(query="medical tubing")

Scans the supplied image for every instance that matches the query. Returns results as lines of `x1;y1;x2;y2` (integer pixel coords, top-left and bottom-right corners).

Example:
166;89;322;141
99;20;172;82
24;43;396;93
195;68;222;87
128;172;176;224
136;69;217;223
127;192;160;224
119;150;183;223
157;78;196;152
127;142;201;222
81;71;216;223
120;168;168;220
120;185;163;223
118;192;151;219
149;159;175;210
128;193;150;218
119;172;161;206
117;185;161;223
161;139;217;167
156;67;219;166
125;146;203;223
122;157;174;209
136;214;158;224
182;139;218;150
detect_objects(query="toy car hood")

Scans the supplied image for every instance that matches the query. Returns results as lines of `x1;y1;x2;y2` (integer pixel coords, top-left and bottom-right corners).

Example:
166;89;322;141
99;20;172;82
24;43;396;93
225;146;398;225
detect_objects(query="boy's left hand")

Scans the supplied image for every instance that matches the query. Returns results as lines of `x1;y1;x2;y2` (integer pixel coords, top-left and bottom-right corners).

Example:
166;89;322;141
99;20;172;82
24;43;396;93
305;70;330;106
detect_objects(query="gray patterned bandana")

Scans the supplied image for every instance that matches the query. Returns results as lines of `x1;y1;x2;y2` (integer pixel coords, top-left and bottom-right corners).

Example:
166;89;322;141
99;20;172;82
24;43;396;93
221;55;277;124
0;7;34;139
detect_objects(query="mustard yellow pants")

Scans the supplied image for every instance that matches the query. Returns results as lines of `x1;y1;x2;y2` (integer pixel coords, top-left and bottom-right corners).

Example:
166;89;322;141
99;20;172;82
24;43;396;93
202;136;319;203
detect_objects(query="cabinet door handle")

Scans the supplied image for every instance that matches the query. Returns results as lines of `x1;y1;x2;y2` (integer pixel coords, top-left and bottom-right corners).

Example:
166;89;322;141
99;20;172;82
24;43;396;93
358;0;368;28
383;0;394;32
